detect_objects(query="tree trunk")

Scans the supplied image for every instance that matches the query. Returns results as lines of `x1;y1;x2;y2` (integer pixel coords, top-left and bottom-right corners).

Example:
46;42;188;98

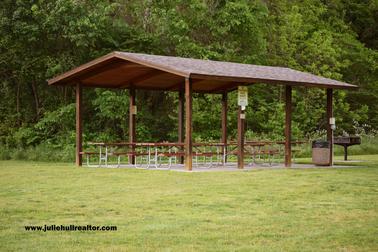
16;81;21;126
30;80;40;120
64;86;67;104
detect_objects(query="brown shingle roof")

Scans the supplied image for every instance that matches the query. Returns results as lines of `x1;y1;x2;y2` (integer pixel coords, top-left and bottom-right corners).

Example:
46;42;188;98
48;51;358;92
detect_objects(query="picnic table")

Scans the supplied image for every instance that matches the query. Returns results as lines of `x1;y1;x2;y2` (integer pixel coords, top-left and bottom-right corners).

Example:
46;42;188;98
82;140;307;168
84;142;185;168
227;140;307;165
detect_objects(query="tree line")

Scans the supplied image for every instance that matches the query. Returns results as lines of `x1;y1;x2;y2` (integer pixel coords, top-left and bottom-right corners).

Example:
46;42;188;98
0;0;377;158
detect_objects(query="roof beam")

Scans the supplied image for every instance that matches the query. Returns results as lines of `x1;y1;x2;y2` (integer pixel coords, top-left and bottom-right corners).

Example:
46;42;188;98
190;79;208;86
167;79;239;93
165;78;187;90
190;73;357;90
119;69;165;88
166;78;214;91
116;52;189;78
211;82;247;93
78;60;128;81
81;81;172;91
79;61;148;82
48;52;117;85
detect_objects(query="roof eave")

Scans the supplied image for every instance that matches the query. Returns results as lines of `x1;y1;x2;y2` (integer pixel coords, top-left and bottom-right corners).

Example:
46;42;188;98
114;51;190;78
47;51;190;86
189;73;359;90
47;52;118;85
47;51;358;91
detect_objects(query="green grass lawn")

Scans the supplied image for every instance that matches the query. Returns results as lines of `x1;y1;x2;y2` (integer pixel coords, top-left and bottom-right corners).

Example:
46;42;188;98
0;155;377;251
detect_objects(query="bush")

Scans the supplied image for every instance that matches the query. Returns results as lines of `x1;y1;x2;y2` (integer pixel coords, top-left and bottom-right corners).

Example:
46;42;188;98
1;135;378;162
11;149;28;160
0;143;75;162
0;146;11;160
295;135;378;158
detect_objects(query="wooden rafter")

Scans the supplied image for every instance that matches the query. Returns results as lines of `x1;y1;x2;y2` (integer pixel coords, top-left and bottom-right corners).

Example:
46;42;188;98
165;79;184;90
77;60;126;82
119;69;165;88
210;82;243;93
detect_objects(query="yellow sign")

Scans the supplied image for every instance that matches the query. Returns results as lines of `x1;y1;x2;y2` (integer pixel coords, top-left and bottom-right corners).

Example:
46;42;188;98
131;105;137;115
238;86;248;107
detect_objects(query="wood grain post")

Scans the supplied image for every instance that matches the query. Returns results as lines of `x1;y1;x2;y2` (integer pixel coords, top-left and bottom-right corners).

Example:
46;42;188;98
327;88;333;166
75;83;83;167
237;106;245;169
129;88;136;164
221;92;228;163
184;78;193;171
285;85;292;167
178;86;185;164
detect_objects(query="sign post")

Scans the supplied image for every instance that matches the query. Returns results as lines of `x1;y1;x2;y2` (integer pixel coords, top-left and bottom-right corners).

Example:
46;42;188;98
237;86;248;169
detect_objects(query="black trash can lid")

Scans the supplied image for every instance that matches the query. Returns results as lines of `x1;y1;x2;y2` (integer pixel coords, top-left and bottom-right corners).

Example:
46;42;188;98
312;140;330;148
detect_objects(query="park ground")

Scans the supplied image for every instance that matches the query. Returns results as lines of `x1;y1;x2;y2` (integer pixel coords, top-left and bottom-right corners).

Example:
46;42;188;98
0;155;377;251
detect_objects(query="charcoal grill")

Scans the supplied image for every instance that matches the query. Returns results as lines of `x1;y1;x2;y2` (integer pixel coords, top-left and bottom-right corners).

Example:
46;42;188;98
334;136;361;161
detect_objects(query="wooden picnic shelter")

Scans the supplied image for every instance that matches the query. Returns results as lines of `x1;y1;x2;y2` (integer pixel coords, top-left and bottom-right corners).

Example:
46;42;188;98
48;51;358;170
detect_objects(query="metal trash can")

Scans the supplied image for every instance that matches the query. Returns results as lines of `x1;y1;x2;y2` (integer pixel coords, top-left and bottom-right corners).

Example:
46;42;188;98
312;140;330;166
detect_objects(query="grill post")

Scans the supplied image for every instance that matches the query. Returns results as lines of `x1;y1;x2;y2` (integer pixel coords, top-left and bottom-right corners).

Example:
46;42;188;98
237;106;245;169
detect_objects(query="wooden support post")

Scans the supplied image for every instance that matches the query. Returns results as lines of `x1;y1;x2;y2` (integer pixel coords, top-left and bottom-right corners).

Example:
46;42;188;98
237;106;245;169
75;83;83;167
327;88;333;166
129;88;136;164
221;92;228;163
285;85;292;167
184;78;193;171
178;86;185;164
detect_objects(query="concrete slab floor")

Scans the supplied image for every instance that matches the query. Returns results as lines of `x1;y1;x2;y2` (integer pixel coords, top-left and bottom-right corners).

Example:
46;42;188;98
87;162;361;172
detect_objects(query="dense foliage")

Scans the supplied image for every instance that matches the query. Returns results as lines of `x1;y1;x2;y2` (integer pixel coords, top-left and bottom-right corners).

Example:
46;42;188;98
1;0;377;160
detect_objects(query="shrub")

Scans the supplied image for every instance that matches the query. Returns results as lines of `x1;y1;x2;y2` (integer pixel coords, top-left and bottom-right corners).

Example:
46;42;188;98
0;146;11;160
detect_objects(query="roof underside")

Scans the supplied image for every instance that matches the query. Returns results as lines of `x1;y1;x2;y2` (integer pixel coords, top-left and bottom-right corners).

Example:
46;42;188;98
47;51;358;93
